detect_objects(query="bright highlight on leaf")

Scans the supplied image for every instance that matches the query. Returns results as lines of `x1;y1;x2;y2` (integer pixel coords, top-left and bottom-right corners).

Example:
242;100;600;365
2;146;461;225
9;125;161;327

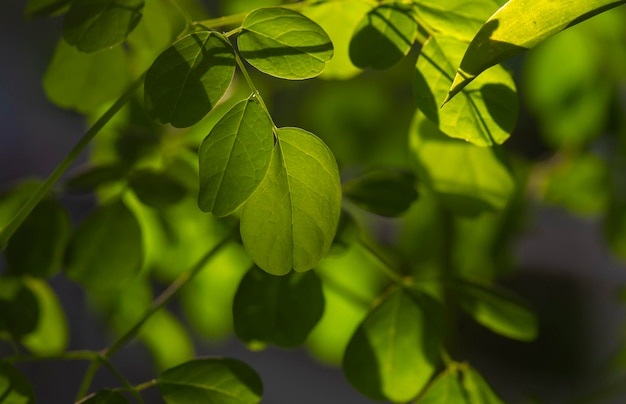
158;358;263;404
63;0;145;53
198;98;274;217
343;289;442;402
240;127;342;275
144;31;236;128
350;4;417;70
445;0;626;102
415;35;517;146
238;7;334;79
233;266;324;347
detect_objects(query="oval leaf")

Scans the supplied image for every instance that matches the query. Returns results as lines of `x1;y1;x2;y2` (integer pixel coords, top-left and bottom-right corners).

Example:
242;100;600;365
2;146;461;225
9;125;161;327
0;362;34;404
144;31;236;128
129;169;188;208
20;278;69;356
445;0;626;101
415;35;517;146
6;197;71;278
240;127;342;275
409;111;515;215
453;280;538;342
0;277;39;338
63;0;145;53
65;200;143;290
460;366;505;404
233;266;324;348
416;367;467;403
83;390;130;404
350;4;418;70
65;164;130;193
238;7;334;79
158;358;263;404
343;289;443;402
343;168;418;217
198;98;274;217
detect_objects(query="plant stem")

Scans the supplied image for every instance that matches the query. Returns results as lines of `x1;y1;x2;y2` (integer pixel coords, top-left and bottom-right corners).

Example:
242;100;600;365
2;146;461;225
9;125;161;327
358;239;406;285
135;379;157;392
233;52;276;130
5;350;97;364
99;356;144;403
75;359;101;401
102;232;233;359
0;73;145;251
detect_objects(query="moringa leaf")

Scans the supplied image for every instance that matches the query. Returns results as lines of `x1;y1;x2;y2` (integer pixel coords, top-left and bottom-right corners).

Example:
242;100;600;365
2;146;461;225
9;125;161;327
63;0;145;53
460;366;505;404
64;164;130;193
65;200;143;290
343;168;418;217
158;358;262;404
238;7;334;79
240;127;341;275
128;169;188;208
144;31;236;128
0;362;34;404
343;288;443;402
233;266;324;348
350;4;418;70
198;98;274;217
445;0;626;102
415;35;517;146
409;111;515;215
0;277;39;338
415;367;467;403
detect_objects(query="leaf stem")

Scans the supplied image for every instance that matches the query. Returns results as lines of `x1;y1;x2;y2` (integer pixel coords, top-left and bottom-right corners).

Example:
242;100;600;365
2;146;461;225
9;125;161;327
233;52;276;129
99;356;144;403
75;359;101;401
5;350;97;364
0;73;146;250
135;379;157;392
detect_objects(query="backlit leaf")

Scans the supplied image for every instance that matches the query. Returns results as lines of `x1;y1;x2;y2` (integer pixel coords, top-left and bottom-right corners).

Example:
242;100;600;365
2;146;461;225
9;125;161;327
63;0;145;53
233;266;324;347
302;0;372;79
158;358;263;404
460;366;505;404
343;168;418;217
198;98;274;217
343;288;442;402
65;200;143;290
238;7;333;79
0;277;39;338
64;164;130;193
0;181;41;232
415;367;467;403
43;39;129;114
412;0;502;42
83;390;130;404
140;310;194;371
415;35;517;146
445;0;626;101
453;280;538;342
20;278;69;356
128;169;188;208
350;4;417;70
0;362;34;404
409;112;515;215
240;127;341;275
6;197;71;278
144;32;236;128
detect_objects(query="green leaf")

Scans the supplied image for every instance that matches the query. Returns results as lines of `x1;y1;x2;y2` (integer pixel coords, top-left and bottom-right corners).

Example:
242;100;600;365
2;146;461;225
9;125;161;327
6;198;71;278
233;266;324;348
409;112;515;215
453;281;538;342
349;4;417;70
82;389;129;404
140;310;194;371
415;35;517;146
128;169;188;208
158;358;263;404
65;164;130;193
25;0;70;18
238;7;334;79
198;98;274;217
415;367;467;403
445;0;626;101
221;0;282;15
43;39;129;114
20;278;69;356
412;0;502;42
0;362;34;404
0;278;39;338
0;181;41;232
65;200;143;290
302;0;372;79
144;31;236;128
343;168;418;217
63;0;145;53
343;289;442;402
240;127;342;275
327;210;360;256
460;366;505;404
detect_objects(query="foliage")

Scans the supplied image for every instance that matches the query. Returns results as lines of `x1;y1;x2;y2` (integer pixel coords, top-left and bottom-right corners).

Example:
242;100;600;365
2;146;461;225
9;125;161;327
1;0;626;402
